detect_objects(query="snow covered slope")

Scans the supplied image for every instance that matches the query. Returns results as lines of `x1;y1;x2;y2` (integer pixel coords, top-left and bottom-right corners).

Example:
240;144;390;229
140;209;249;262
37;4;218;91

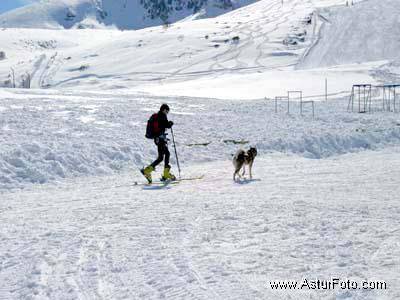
300;0;400;69
0;0;255;30
0;0;361;98
1;0;396;98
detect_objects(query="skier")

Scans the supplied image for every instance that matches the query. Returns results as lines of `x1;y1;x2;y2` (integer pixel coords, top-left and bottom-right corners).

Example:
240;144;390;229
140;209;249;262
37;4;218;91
141;104;176;183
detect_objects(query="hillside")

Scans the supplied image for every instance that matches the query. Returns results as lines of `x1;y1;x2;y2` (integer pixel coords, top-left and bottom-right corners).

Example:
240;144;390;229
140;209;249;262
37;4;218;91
0;0;255;30
0;0;397;99
0;0;355;98
300;0;400;70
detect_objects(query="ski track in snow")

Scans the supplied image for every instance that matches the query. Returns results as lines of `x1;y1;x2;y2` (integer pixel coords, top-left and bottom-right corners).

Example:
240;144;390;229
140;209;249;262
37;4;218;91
1;148;400;299
168;0;314;78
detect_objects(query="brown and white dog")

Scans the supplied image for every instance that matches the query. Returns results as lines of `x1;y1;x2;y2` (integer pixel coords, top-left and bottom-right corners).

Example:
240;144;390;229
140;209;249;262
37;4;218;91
232;147;257;181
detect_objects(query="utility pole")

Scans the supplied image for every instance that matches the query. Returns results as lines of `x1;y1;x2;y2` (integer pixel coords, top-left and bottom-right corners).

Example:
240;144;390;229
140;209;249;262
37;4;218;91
10;68;15;88
325;78;328;101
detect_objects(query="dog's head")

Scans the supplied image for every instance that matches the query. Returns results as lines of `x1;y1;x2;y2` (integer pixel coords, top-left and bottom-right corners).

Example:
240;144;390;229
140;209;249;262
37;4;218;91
248;147;257;157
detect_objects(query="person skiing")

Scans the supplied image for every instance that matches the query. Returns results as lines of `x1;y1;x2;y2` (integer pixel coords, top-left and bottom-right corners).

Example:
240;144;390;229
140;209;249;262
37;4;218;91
141;103;176;183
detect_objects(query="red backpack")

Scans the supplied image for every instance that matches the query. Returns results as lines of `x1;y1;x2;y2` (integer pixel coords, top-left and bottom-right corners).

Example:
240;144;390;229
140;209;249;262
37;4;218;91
145;113;160;139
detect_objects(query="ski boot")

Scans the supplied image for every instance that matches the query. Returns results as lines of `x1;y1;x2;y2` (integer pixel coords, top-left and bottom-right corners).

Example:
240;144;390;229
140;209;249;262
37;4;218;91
140;165;154;183
161;166;176;182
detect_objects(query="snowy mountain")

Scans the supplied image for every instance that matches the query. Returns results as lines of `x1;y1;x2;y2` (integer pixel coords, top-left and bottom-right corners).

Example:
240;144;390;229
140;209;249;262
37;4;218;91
0;0;255;30
0;0;339;94
1;0;396;97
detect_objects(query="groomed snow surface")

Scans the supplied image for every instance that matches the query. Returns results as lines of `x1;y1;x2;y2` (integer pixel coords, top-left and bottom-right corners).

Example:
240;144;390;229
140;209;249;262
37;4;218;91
1;146;400;299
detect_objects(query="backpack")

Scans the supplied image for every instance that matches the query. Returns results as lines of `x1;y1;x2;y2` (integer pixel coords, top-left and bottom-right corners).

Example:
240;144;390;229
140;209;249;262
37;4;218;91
145;113;160;139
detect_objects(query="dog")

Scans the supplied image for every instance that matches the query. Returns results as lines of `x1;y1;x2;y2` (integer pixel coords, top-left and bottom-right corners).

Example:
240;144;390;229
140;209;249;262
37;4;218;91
232;147;257;181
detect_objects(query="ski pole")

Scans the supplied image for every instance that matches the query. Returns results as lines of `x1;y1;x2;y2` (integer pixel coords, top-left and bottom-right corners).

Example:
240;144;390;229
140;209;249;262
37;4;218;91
170;127;181;179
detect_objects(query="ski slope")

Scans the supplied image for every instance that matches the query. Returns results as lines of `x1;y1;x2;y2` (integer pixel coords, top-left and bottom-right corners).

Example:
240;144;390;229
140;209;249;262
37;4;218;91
0;0;388;99
300;0;400;69
1;147;399;299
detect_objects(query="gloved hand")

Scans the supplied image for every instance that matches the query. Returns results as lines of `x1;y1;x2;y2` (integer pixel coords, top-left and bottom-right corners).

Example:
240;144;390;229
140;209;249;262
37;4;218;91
168;121;174;127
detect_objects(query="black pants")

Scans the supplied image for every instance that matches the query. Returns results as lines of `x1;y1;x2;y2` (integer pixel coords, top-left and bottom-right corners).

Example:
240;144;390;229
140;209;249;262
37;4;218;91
151;138;170;168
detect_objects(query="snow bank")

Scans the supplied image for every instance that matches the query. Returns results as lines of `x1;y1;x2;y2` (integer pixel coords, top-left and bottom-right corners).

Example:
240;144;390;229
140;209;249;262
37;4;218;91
1;89;400;190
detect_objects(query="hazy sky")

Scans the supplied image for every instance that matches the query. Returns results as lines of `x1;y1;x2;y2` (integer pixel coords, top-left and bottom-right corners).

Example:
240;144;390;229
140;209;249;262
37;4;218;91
0;0;35;15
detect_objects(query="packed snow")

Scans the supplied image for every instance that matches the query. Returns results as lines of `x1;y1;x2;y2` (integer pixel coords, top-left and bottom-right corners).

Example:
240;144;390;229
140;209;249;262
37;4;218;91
1;147;400;299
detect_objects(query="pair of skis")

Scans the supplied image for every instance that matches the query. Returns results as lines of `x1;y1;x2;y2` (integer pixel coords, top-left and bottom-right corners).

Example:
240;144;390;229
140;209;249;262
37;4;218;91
135;174;204;186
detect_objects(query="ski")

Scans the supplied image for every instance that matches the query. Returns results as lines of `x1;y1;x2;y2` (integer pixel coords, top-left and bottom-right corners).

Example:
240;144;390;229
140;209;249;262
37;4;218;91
134;174;204;186
134;180;180;186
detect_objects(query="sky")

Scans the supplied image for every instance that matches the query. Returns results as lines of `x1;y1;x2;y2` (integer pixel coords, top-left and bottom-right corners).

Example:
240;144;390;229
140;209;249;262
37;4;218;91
0;0;35;15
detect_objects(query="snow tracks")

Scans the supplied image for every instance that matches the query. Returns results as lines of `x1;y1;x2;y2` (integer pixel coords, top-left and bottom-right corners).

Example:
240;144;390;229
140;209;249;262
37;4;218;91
1;149;400;299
